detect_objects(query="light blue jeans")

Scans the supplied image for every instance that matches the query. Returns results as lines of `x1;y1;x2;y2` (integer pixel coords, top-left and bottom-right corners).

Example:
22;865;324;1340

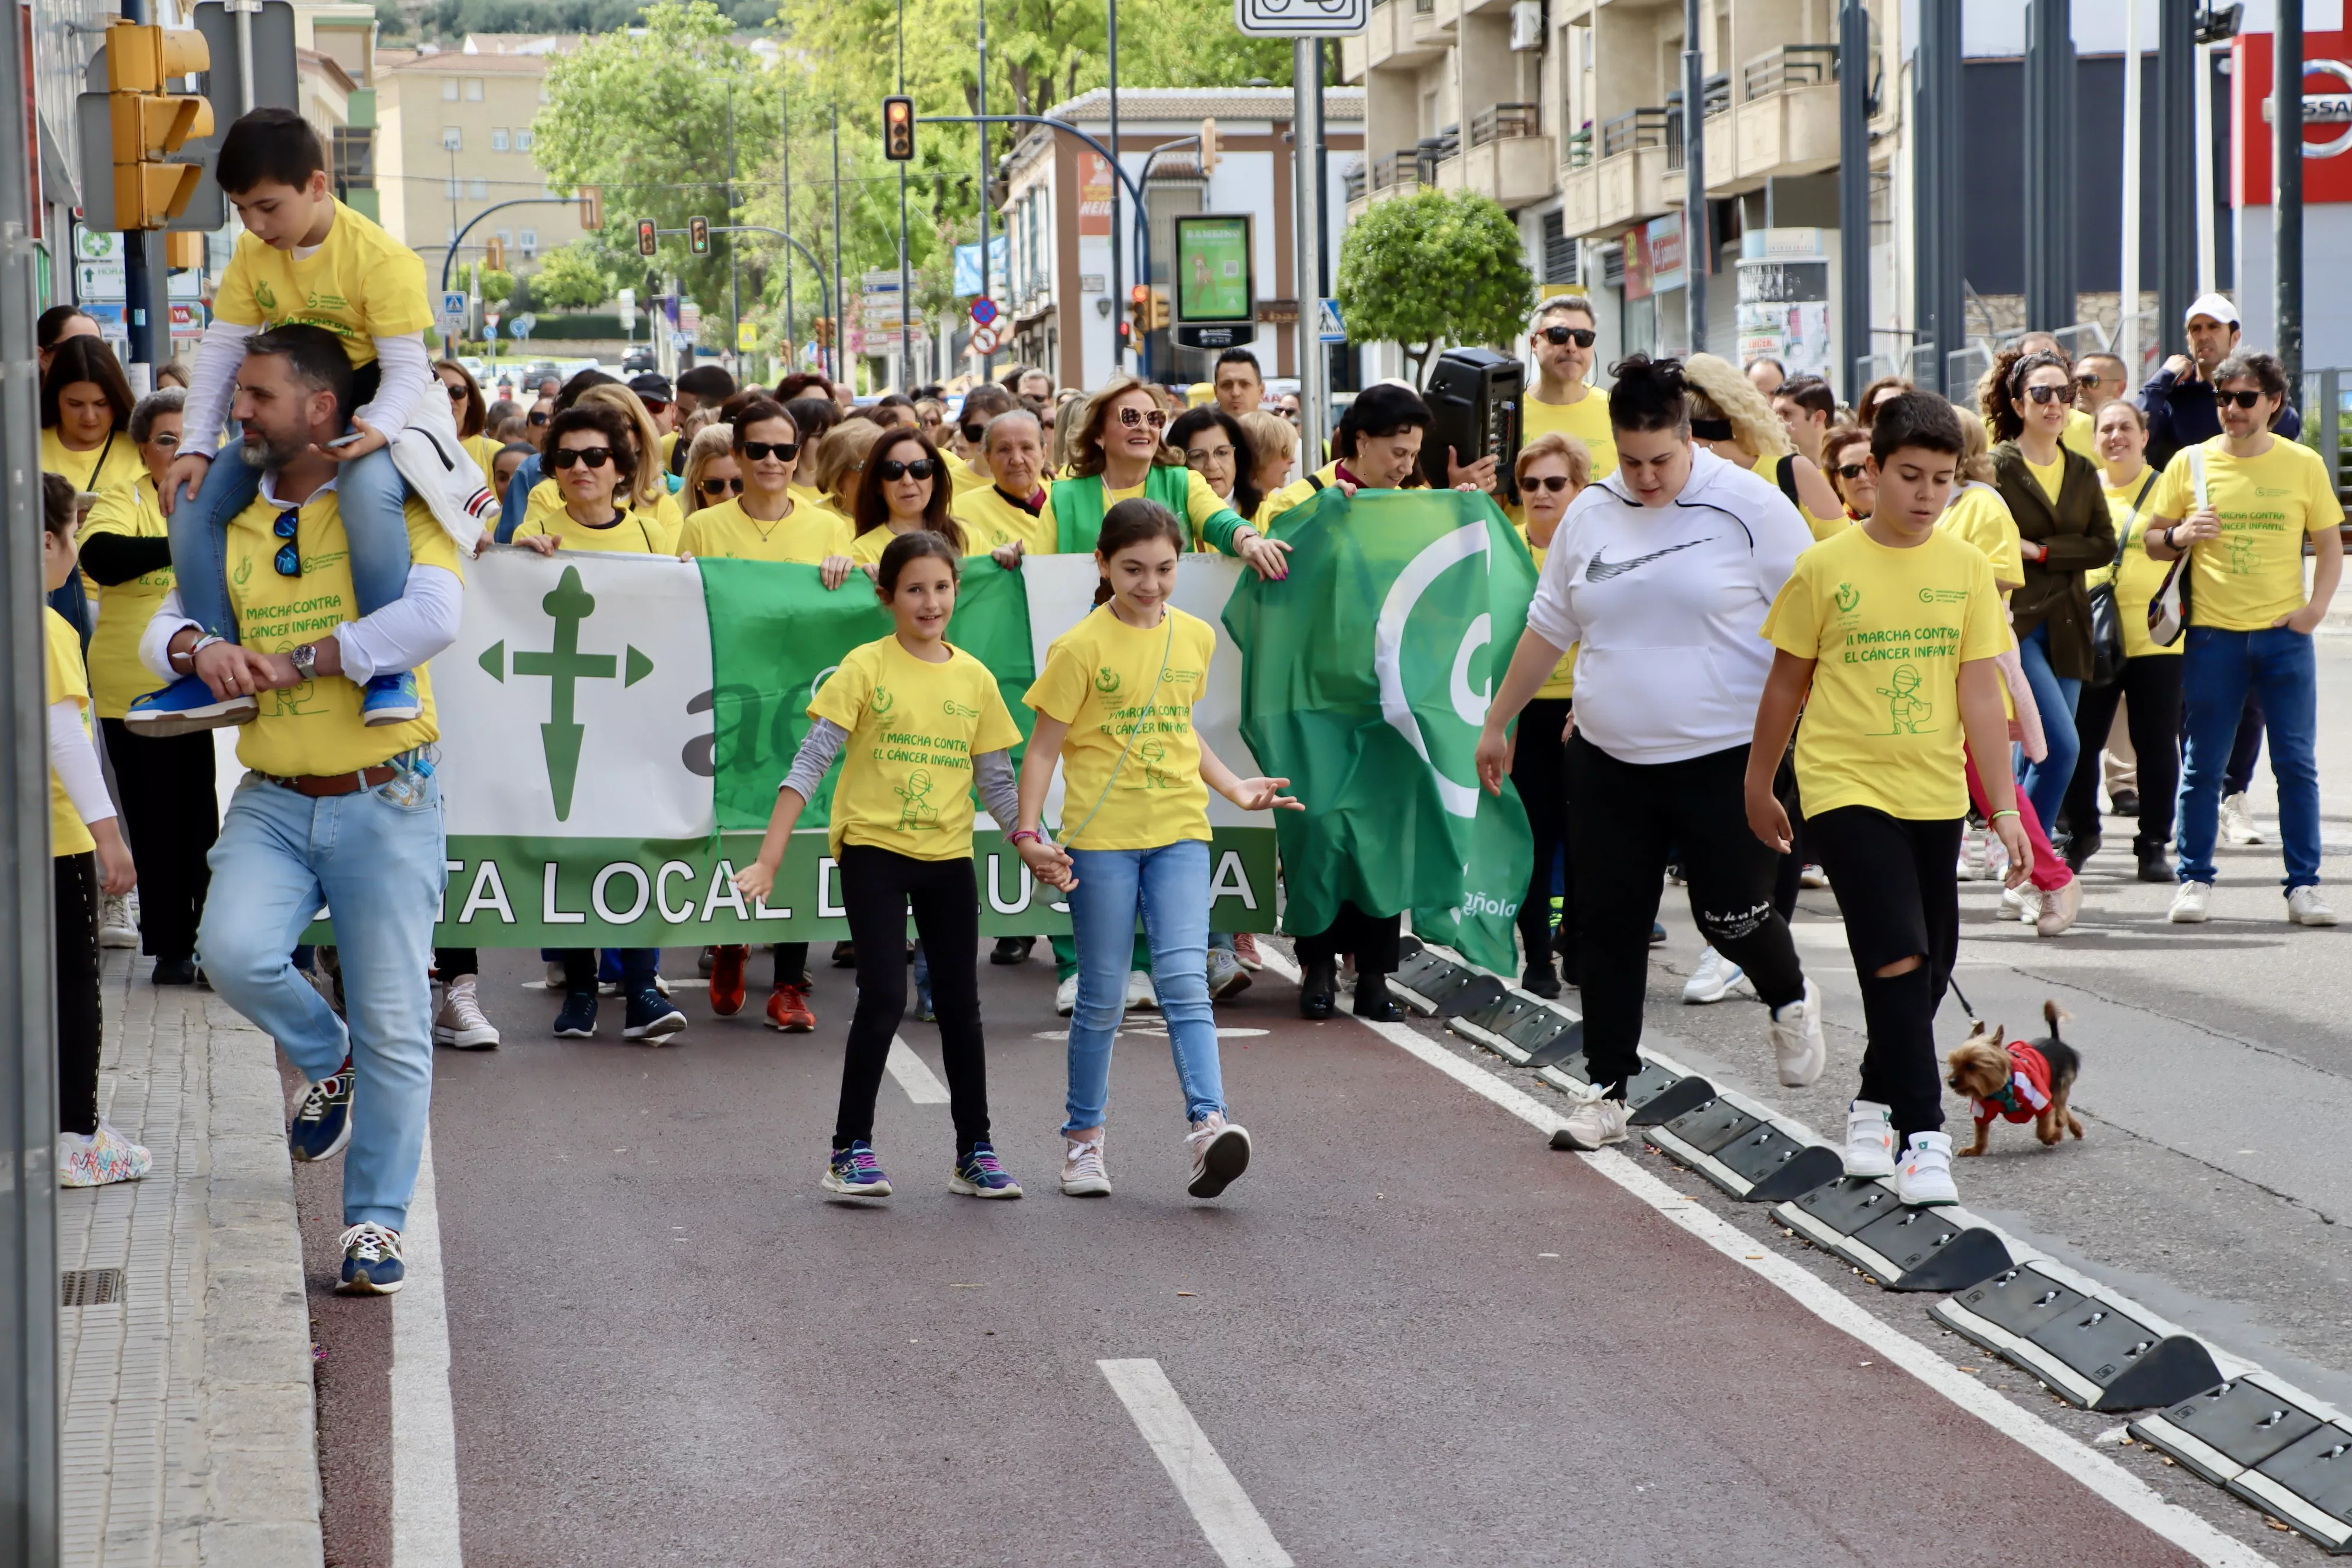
199;768;445;1230
169;436;411;639
1064;839;1225;1133
2015;619;2083;831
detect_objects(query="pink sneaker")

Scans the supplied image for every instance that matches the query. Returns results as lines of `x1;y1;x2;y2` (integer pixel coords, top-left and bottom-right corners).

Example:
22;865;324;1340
1233;932;1263;971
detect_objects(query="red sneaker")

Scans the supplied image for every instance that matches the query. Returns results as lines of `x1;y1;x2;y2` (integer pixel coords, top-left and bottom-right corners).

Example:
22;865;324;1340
765;983;815;1033
708;945;747;1016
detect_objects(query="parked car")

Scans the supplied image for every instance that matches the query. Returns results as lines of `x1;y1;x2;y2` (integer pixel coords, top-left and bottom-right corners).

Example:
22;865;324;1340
621;347;657;374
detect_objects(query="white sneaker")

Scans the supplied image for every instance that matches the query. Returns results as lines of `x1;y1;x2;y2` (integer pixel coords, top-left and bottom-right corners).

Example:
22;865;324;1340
1843;1099;1897;1178
1959;827;1992;882
1206;947;1251;999
2220;792;2264;845
1768;977;1827;1087
2036;876;2082;937
1800;863;1829;889
58;1121;152;1187
1681;946;1750;1004
1895;1131;1960;1206
1185;1112;1252;1198
1056;974;1079;1017
2168;881;2213;923
1126;969;1158;1011
2288;886;2340;927
1556;1082;1631;1151
544;959;567;989
2015;886;2042;926
432;976;501;1049
1999;882;2026;916
99;892;139;948
1061;1133;1111;1196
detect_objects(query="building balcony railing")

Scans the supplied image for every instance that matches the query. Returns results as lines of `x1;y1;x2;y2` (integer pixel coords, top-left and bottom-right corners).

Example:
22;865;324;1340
1566;124;1592;169
1413;0;1433;14
1701;70;1731;119
1373;148;1438;189
1344;164;1367;202
1471;102;1540;146
1599;106;1670;160
1743;42;1837;101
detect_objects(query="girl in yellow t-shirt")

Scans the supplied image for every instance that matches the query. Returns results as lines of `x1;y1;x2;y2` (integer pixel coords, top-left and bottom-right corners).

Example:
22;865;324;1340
736;533;1048;1201
1016;499;1299;1203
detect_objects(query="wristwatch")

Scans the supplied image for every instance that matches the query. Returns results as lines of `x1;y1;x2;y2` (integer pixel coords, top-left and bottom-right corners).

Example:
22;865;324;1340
288;642;319;682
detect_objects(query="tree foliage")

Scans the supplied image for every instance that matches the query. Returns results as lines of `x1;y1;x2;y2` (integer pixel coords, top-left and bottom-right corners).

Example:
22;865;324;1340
1335;188;1534;385
529;240;622;309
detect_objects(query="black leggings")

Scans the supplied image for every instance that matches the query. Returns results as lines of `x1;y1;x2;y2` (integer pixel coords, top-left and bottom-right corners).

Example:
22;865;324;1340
1566;736;1805;1096
99;718;215;963
1769;748;1807;921
1292;901;1401;974
57;853;101;1136
1807;807;1961;1142
836;845;989;1154
2066;655;2184;854
1513;698;1575;975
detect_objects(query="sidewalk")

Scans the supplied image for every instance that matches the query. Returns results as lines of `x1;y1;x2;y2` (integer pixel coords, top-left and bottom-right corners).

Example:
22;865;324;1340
57;948;324;1567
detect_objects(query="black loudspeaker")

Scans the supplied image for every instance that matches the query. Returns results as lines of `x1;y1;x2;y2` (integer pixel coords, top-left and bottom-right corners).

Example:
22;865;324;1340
1420;348;1524;503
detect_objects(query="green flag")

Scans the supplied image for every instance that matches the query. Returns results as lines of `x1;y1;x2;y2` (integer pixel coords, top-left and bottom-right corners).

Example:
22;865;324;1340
1224;486;1537;974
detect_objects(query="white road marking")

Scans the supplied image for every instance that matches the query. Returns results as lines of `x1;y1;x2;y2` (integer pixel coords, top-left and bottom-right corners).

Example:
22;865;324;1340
1097;1358;1294;1568
887;1035;950;1104
1354;1017;2275;1568
391;1126;465;1567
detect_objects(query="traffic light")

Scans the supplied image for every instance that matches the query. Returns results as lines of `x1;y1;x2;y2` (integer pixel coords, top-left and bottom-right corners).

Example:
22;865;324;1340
882;96;915;162
688;215;710;256
1149;288;1171;332
486;235;505;270
104;19;213;229
577;184;602;230
1200;117;1220;177
637;218;658;257
1126;283;1150;344
813;316;834;349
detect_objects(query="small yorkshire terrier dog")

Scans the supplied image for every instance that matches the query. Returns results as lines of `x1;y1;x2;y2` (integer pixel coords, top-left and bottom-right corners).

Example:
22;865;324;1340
1945;999;2083;1157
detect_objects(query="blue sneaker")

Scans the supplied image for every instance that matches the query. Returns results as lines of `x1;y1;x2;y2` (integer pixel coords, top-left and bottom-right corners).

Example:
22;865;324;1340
336;1222;406;1295
553;990;597;1037
949;1141;1024;1198
288;1058;354;1162
622;985;687;1042
823;1140;892;1197
914;978;936;1022
361;670;421;726
123;672;256;736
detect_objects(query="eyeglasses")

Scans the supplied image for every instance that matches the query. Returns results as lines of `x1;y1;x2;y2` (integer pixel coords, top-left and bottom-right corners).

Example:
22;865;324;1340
2217;388;2267;409
740;440;799;462
1835;462;1870;481
445;382;467;401
876;457;936;482
549;446;615;470
273;508;302;577
1115;406;1167;430
1184;445;1235;468
1521;473;1573;493
2023;383;2071;405
1540;325;1596;348
527;411;550;426
700;476;745;497
147;432;178;450
2075;373;2103;389
960;422;986;444
642;399;669;414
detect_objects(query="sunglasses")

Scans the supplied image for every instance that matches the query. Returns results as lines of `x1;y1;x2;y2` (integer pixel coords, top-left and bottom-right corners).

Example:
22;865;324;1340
961;422;986;444
549;446;615;470
273;509;302;577
1115;406;1167;430
528;411;550;426
2217;388;2268;409
2075;373;2103;388
700;476;745;497
1540;325;1596;348
445;382;468;401
2023;384;2071;405
1835;462;1870;481
740;440;799;462
642;398;669;414
1521;473;1573;493
876;457;936;482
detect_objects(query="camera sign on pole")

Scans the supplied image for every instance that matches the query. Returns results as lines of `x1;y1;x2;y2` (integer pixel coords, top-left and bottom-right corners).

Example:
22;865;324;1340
1232;0;1367;36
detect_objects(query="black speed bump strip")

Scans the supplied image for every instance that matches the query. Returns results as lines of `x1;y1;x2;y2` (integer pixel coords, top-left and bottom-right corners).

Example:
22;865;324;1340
1642;1086;1844;1203
1930;1260;2223;1412
1773;1177;2013;1293
2129;1377;2352;1552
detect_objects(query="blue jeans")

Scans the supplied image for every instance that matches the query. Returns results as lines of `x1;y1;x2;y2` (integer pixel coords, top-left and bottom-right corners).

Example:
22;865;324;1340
1064;839;1225;1132
170;437;412;639
2016;620;2083;831
2177;625;2321;888
199;769;445;1230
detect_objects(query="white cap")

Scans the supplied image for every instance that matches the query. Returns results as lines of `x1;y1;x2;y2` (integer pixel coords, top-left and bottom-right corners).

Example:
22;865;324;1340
2185;292;2239;330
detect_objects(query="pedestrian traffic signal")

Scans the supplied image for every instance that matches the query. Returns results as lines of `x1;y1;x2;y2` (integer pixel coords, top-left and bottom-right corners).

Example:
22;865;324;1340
688;215;710;256
104;19;213;230
637;218;658;257
883;96;916;162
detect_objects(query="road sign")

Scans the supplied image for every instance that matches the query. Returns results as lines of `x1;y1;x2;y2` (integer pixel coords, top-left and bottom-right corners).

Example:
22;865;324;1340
1233;0;1367;37
969;324;1000;355
969;296;999;328
484;312;500;339
510;313;537;341
440;289;468;339
1318;296;1347;344
737;320;757;351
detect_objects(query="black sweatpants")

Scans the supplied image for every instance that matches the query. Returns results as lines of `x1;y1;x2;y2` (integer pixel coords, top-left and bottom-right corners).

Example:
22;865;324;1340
1513;697;1576;978
1567;735;1806;1096
57;852;102;1136
99;718;215;963
1292;901;1401;974
1806;806;1962;1142
2065;655;2184;855
836;845;989;1154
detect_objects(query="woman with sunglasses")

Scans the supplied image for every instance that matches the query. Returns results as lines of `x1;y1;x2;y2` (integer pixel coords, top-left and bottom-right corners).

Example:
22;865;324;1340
1523;299;1616;480
435;360;496;478
1167;407;1265;548
1505;432;1593;999
1045;377;1290;579
847;428;967;566
508;404;671;556
1822;425;1876;520
678;423;740;517
1981;347;2114;870
1681;354;1848;541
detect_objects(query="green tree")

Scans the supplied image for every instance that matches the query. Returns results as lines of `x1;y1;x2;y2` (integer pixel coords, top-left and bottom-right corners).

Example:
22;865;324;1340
473;264;516;306
1335;188;1534;386
530;240;620;310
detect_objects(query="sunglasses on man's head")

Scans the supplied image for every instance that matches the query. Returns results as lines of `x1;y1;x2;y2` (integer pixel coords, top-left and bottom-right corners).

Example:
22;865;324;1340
2216;388;2267;409
700;476;744;497
877;457;936;482
1521;473;1573;493
550;446;614;471
2023;383;2071;405
1115;406;1166;430
1540;325;1596;348
741;440;799;462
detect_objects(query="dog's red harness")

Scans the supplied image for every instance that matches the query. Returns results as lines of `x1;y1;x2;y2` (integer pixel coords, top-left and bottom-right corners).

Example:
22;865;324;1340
1974;1041;2055;1125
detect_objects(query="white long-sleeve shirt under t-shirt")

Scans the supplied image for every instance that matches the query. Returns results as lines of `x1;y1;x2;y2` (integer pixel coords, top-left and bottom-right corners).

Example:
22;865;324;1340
1523;445;1813;766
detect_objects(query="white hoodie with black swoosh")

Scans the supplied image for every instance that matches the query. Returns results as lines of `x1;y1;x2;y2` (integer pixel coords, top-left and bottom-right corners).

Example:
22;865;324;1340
1524;446;1814;765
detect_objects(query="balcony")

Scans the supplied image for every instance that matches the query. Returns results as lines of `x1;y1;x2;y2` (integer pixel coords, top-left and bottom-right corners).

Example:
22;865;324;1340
1471;102;1540;146
1371;147;1438;191
1566;125;1592;169
1701;70;1730;120
1742;43;1836;101
1594;106;1674;236
1344;164;1367;203
1444;131;1557;208
1410;0;1459;45
1360;0;1450;72
1599;106;1670;160
1725;43;1842;191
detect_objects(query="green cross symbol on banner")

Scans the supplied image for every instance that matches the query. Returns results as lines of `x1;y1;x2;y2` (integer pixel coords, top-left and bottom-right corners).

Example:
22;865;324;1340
476;566;655;821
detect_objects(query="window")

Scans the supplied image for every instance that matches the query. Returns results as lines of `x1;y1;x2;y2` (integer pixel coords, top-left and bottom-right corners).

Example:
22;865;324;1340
520;228;538;257
332;128;373;193
491;128;510;152
495;228;512;246
441;126;461;151
464;77;485;101
441;77;459;102
469;179;488;199
516;128;534;151
1541;211;1577;285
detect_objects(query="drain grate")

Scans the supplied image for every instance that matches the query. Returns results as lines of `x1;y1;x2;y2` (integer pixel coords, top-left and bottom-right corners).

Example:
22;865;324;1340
60;1268;123;1307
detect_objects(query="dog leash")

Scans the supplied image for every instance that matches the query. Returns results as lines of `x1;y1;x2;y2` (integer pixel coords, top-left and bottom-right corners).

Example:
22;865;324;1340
1946;975;1980;1026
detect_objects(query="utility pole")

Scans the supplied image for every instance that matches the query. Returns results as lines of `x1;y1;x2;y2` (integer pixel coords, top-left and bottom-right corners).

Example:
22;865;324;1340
976;0;992;380
1913;0;1964;392
2276;0;2304;384
897;0;912;383
2121;0;2145;375
1292;40;1325;454
782;77;795;371
832;103;846;386
121;0;162;381
1837;0;1871;398
1108;0;1125;375
727;81;741;380
1681;0;1706;354
2023;0;2076;331
2155;0;2198;348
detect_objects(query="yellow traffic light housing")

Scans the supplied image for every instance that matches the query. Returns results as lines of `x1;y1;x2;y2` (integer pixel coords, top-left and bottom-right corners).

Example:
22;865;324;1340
1200;117;1219;176
688;215;710;256
486;236;505;270
883;96;915;162
637;218;658;257
104;20;213;229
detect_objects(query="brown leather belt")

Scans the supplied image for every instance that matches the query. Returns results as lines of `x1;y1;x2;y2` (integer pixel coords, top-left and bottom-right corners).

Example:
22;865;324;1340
263;765;398;798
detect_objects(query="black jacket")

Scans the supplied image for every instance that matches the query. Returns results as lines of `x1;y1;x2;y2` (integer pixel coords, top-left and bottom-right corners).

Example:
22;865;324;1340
2139;364;2301;473
1992;440;2115;682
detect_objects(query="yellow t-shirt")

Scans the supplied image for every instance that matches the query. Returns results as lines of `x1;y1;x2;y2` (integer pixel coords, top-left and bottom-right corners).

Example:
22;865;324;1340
943;449;992;495
1024;605;1216;851
1938;483;2025;591
660;429;681;471
1742;449;1847;541
1523;386;1617;479
507;505;669;554
464;432;503;478
2146;436;2346;631
789;482;832;513
2091;471;2177;660
1760;526;2009;821
42;427;143;496
77;477;177;718
212;200;432;368
677;496;852;563
45;607;97;858
1255;462;1341;531
952;483;1057;556
1106;467;1235;551
223;491;457;778
2062;406;2098;460
2026;454;2066;507
806;635;1023;861
849;521;943;566
1516;524;1577;700
525;478;683;553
